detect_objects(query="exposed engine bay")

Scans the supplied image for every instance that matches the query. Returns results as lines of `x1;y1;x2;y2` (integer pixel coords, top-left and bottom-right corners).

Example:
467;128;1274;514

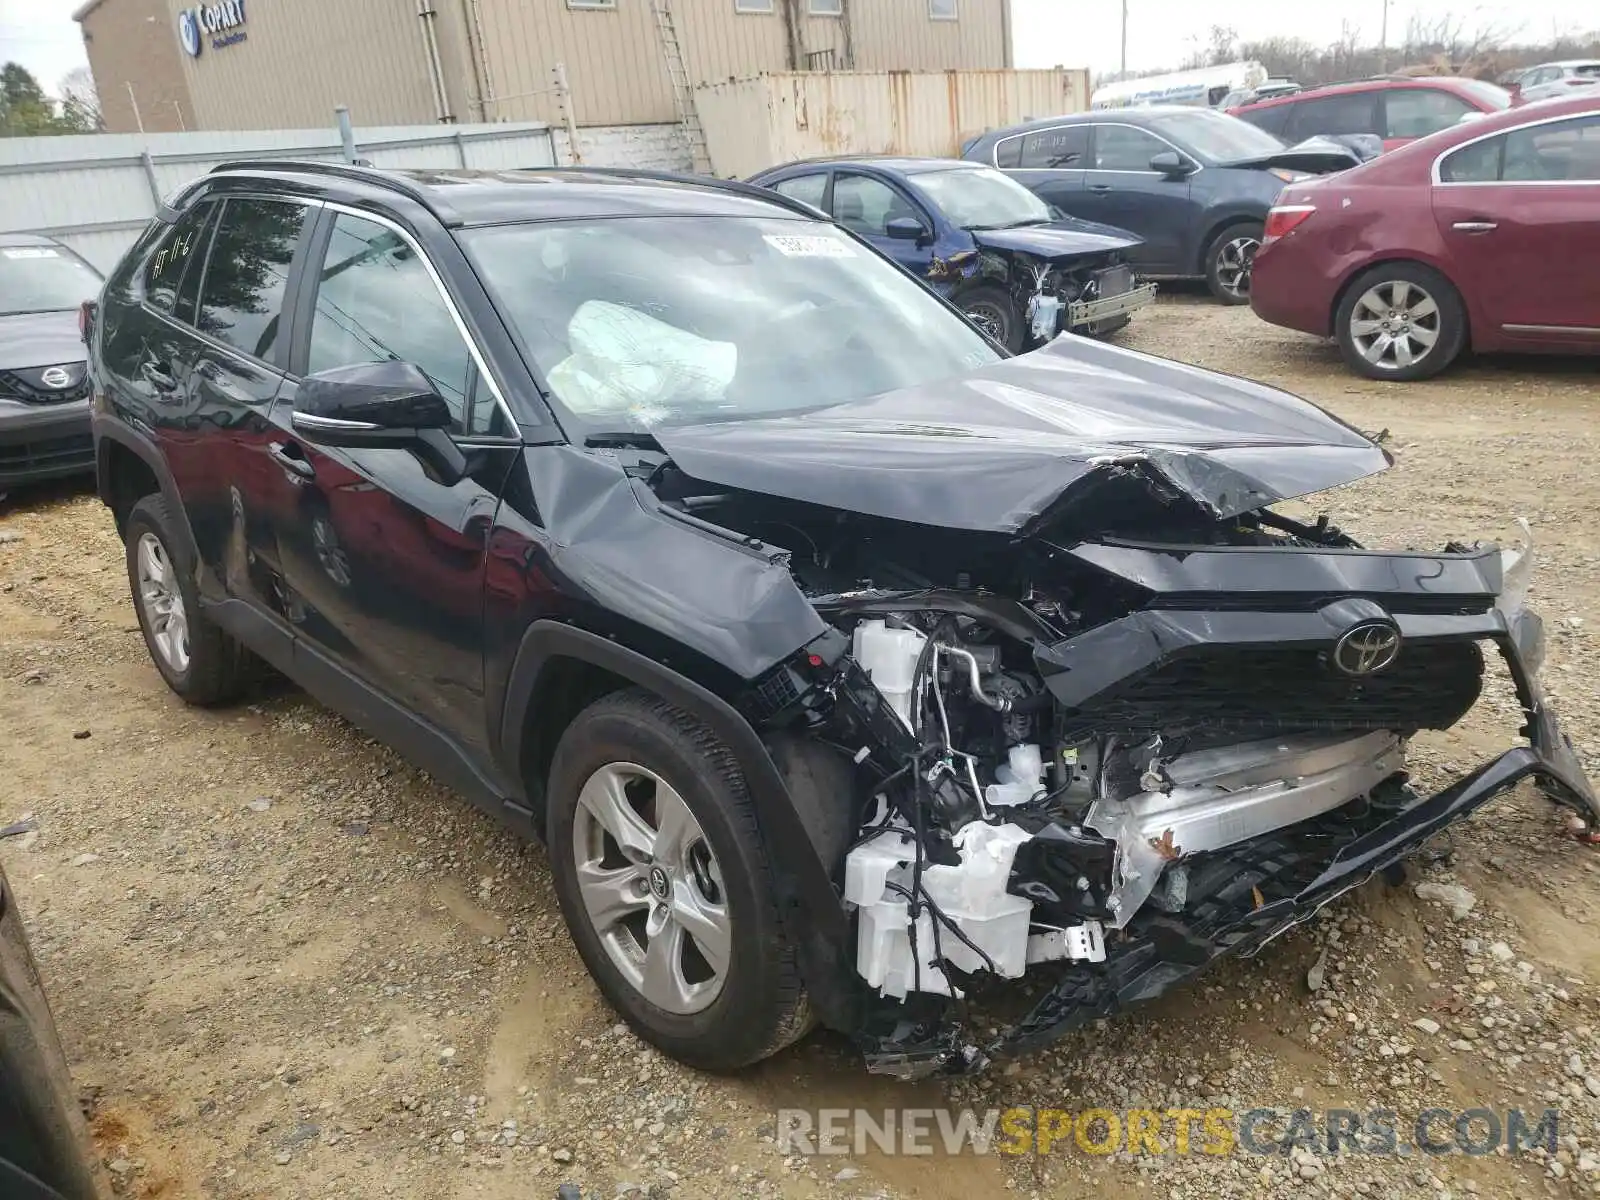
638;447;1594;1078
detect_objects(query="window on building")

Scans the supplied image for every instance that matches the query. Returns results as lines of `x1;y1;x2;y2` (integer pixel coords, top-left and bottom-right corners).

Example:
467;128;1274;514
1091;125;1168;171
808;0;843;13
771;173;828;208
735;0;775;12
566;0;616;9
928;0;957;18
144;199;216;317
194;197;310;363
1385;88;1475;140
1019;125;1088;168
305;213;490;435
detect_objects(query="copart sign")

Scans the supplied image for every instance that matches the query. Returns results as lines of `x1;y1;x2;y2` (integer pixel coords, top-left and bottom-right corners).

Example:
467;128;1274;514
177;0;248;58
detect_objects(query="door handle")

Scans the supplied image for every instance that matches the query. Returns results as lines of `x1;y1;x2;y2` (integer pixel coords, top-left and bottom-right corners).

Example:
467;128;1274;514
1087;184;1114;193
1452;220;1498;233
140;359;177;393
268;441;315;482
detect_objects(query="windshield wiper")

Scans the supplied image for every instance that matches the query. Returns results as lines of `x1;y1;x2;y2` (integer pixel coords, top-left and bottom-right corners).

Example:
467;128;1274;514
966;218;1051;231
584;430;664;450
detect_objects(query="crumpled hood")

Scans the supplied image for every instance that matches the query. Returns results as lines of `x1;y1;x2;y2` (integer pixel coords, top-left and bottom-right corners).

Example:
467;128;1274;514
1225;136;1363;175
969;219;1142;260
0;311;84;371
651;336;1390;533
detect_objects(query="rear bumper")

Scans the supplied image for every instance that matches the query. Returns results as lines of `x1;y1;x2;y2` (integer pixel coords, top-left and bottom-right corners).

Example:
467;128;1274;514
1249;240;1334;336
0;401;93;487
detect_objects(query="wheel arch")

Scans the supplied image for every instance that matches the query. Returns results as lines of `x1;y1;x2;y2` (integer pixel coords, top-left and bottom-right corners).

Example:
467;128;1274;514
1328;256;1475;352
498;621;863;1029
1194;210;1266;275
94;421;197;555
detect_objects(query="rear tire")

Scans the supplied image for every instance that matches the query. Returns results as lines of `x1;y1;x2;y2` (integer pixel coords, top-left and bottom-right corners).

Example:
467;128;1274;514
1335;262;1466;382
125;494;250;706
1203;221;1263;304
958;285;1024;352
546;688;811;1071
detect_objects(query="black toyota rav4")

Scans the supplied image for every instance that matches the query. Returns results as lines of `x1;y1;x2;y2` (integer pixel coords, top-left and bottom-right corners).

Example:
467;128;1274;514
86;162;1598;1079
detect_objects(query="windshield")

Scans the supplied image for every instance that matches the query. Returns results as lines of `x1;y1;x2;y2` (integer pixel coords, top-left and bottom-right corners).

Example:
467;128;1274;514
910;167;1052;229
1146;110;1286;161
463;216;1000;431
0;243;102;316
1457;79;1513;109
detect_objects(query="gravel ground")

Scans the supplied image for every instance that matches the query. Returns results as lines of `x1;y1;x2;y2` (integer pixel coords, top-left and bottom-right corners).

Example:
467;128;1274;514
2;295;1599;1200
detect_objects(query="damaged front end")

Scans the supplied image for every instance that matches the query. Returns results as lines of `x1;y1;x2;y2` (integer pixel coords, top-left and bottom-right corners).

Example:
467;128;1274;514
619;340;1599;1081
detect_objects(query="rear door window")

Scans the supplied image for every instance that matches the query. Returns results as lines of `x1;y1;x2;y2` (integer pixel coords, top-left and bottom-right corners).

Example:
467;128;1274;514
145;200;217;317
1504;114;1600;181
1237;103;1292;137
771;173;828;209
194;197;312;363
1018;125;1088;168
1385;88;1475;140
1285;92;1380;140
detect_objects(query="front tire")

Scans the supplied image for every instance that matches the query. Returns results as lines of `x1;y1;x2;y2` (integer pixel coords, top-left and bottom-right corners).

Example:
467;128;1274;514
546;689;811;1071
1203;222;1262;304
1335;262;1466;381
959;285;1024;352
124;494;251;706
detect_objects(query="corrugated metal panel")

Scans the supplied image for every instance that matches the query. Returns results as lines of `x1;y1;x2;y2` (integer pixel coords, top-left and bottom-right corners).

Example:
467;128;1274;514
849;0;1007;71
170;0;443;129
0;124;554;271
697;68;1088;178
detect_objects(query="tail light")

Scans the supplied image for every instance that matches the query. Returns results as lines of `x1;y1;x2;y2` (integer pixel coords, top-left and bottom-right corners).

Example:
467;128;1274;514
1263;204;1316;244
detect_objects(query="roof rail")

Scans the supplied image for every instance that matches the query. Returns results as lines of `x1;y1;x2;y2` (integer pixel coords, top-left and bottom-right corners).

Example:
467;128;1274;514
505;165;826;221
207;158;464;225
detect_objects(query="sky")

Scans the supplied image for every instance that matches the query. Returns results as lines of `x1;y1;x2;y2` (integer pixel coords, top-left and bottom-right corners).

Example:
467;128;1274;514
2;0;1599;99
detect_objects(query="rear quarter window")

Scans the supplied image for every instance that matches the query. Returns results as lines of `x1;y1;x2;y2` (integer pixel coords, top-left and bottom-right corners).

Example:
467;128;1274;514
1237;104;1291;137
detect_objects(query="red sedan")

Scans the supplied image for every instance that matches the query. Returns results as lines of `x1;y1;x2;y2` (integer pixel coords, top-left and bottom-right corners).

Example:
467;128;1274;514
1250;94;1600;380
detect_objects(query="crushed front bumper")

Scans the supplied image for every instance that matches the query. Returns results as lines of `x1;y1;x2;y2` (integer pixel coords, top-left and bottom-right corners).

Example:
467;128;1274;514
1068;281;1159;329
858;595;1597;1080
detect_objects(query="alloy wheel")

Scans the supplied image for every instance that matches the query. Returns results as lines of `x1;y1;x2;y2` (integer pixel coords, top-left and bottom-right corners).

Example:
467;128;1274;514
136;531;190;673
1349;279;1441;372
570;762;730;1015
1214;234;1259;299
963;300;1010;343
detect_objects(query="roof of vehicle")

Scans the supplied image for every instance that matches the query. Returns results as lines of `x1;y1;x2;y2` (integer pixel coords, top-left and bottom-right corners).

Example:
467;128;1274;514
201;162;824;228
1529;59;1600;69
0;231;62;248
750;156;983;176
1235;75;1498;112
966;105;1223;143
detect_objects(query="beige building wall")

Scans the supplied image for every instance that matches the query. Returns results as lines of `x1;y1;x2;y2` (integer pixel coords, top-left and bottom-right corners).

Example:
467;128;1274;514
79;0;1011;133
143;0;472;131
477;0;1010;127
76;0;195;133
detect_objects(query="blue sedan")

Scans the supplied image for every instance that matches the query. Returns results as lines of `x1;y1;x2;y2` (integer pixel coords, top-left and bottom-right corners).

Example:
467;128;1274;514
746;157;1155;351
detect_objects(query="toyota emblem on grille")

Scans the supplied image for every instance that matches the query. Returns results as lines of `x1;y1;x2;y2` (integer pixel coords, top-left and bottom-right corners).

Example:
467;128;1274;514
1333;621;1402;677
39;366;72;389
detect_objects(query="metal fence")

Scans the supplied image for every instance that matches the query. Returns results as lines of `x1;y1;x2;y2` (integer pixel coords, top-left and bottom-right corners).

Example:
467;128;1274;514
0;119;557;272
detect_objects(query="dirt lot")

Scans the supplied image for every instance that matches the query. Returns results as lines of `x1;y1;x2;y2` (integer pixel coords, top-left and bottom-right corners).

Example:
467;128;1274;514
3;296;1599;1200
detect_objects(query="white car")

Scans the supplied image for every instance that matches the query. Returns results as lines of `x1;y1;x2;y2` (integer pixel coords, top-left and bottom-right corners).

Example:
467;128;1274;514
1517;60;1600;102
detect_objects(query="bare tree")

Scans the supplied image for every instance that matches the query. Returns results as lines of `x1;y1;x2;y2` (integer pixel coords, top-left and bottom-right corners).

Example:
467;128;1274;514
58;66;101;133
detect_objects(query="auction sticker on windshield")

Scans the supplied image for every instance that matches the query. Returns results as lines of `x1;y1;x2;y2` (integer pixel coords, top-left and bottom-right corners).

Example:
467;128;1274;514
763;234;856;257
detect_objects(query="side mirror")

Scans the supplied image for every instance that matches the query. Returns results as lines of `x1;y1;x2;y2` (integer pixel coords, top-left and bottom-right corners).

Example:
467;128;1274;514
1149;151;1193;177
292;360;466;483
885;216;930;243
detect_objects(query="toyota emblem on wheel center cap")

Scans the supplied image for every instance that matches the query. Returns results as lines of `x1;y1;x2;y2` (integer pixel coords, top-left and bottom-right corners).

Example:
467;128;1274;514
648;865;671;901
1333;620;1402;677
